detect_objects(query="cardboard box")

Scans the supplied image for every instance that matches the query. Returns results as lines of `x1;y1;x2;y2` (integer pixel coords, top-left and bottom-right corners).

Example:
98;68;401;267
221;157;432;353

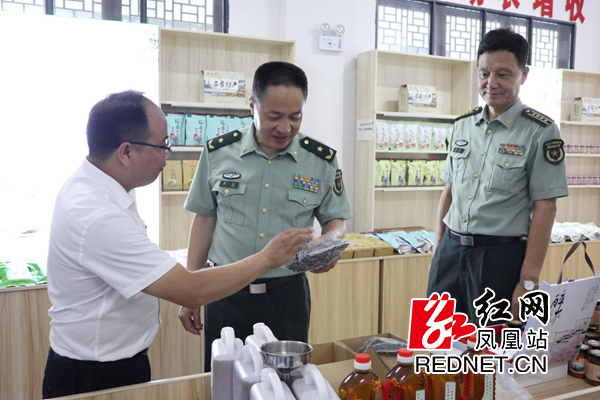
311;341;356;366
357;238;395;257
162;160;183;191
338;332;408;370
398;85;437;113
347;241;374;258
339;247;354;260
202;70;246;106
572;97;600;122
182;160;198;191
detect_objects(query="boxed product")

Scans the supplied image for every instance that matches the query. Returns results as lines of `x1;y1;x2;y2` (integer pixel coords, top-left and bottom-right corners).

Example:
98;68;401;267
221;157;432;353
162;160;183;191
166;112;185;146
432;124;448;151
389;159;407;187
357;237;394;257
404;123;418;149
375;159;391;187
202;70;246;106
376;120;390;150
182;160;198;191
389;122;405;150
418;124;433;151
398;85;437;113
184;113;206;146
572;97;600;122
347;241;374;258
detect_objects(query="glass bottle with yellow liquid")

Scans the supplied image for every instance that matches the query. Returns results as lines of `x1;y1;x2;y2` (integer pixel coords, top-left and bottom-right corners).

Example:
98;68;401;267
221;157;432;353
460;334;495;400
383;348;427;400
339;353;382;400
425;361;459;400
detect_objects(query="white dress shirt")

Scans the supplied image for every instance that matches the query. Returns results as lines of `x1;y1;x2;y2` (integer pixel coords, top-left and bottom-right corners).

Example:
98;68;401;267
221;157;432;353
47;159;176;361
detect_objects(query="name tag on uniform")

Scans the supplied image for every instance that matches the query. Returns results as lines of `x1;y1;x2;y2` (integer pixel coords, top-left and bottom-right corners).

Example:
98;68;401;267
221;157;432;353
293;174;319;194
220;181;239;188
498;143;525;156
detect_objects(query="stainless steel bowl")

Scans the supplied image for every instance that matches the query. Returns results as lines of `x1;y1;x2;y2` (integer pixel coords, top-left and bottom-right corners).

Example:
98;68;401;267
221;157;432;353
260;341;313;372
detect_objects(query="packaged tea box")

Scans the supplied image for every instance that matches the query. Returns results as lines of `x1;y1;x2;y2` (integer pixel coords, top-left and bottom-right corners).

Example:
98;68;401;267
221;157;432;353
226;115;242;131
407;160;424;186
375;159;391;187
572;97;600;122
389;122;405;150
423;160;438;186
184;113;206;146
240;115;254;128
376;120;390;150
166;112;185;146
205;114;225;141
418;124;433;151
432;124;447;151
182;160;198;191
398;85;438;113
404;123;418;150
390;159;407;186
162;160;183;191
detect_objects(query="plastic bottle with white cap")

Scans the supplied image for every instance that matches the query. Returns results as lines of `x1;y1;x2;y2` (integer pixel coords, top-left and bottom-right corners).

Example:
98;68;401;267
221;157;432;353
245;322;278;351
249;368;296;400
291;364;338;400
382;348;427;400
233;345;265;400
338;353;382;399
211;326;244;400
460;333;495;400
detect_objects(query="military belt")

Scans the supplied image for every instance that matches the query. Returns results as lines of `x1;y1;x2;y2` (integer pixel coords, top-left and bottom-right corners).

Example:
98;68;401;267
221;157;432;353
448;229;527;246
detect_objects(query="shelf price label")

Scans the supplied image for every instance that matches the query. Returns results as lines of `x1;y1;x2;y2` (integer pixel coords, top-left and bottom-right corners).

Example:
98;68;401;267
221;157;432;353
357;119;374;141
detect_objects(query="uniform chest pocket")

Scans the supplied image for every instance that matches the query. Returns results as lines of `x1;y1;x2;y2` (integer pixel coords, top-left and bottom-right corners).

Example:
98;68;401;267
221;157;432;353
488;157;528;195
451;148;470;184
285;189;321;228
212;182;246;225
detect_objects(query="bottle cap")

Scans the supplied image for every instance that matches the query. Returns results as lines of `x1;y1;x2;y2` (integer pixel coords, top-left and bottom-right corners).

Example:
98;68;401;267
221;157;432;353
355;353;371;371
397;348;413;364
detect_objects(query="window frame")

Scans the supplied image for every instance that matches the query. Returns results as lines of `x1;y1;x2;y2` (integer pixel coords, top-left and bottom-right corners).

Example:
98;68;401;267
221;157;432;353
376;0;577;69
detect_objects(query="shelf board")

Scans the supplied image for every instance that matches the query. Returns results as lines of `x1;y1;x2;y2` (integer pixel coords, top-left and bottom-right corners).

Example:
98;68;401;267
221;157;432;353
375;186;444;192
568;185;600;189
162;101;251;111
561;121;600;127
171;146;203;153
376;111;458;120
566;153;600;158
376;150;448;155
161;191;189;195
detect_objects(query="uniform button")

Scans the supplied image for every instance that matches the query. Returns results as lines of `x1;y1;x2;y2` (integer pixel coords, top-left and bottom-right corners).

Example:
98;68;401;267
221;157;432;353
264;183;270;189
233;132;238;137
454;154;458;158
268;160;272;165
224;189;230;194
262;208;267;214
480;152;485;156
505;162;510;167
468;195;473;200
303;199;307;205
473;174;479;178
463;218;467;223
487;129;492;134
259;233;265;239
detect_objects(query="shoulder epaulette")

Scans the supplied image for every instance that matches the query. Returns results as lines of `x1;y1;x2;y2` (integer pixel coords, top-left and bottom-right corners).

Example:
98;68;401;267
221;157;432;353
454;106;483;122
300;137;337;163
206;130;242;152
522;108;553;127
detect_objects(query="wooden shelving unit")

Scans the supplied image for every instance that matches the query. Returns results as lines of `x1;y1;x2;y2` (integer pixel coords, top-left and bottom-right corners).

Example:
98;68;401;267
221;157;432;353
158;28;296;251
355;49;476;231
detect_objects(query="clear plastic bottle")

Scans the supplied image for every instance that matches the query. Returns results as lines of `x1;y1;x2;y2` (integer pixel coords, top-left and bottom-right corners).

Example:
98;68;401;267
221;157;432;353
339;353;382;400
383;348;428;400
460;334;495;400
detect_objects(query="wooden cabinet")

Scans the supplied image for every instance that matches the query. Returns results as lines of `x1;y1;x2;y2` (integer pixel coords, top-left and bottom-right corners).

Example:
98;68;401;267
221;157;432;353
355;50;477;232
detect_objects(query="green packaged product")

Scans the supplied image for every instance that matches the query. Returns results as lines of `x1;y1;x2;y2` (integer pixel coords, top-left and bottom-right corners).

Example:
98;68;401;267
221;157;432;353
184;113;206;146
375;159;391;187
423;160;439;186
205;114;225;141
376;120;390;150
166;112;185;146
390;159;407;186
404;123;418;150
389;122;405;150
432;124;447;151
438;160;447;185
418;124;433;151
0;261;39;288
407;160;424;186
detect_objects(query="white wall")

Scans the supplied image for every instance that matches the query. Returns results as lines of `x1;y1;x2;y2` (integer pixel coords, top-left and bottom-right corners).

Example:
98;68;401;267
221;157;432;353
229;0;600;231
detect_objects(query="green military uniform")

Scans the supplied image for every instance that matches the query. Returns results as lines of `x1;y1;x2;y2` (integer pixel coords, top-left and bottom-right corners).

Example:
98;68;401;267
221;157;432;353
428;99;569;323
185;124;352;370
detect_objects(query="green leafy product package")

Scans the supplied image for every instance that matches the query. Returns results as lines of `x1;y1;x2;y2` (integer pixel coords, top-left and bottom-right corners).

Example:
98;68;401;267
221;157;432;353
0;261;45;288
375;159;391;187
423;160;439;186
404;123;418;150
390;159;407;186
389;122;405;150
437;160;447;185
418;124;433;151
432;124;447;151
407;160;424;186
376;120;390;150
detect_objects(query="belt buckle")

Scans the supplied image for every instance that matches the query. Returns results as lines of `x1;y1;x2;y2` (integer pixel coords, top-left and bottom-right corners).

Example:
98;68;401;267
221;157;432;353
249;283;267;294
460;235;474;246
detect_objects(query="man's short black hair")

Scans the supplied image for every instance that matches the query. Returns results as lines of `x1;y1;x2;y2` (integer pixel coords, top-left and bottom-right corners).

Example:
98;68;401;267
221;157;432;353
252;61;308;102
477;28;529;69
87;90;151;160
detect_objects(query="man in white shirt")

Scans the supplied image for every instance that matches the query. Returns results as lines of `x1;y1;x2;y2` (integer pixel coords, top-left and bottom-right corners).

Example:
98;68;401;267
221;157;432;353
43;91;312;398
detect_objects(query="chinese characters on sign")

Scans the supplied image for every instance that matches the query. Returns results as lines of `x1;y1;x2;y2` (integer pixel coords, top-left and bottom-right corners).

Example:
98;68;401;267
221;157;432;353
468;0;585;23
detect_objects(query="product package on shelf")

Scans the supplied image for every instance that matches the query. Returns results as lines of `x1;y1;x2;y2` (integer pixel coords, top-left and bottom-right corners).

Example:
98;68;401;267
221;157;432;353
184;113;206;146
437;160;447;185
422;160;438;186
182;160;198;191
375;159;391;187
404;123;418;149
376;120;390;150
162;160;183;191
389;122;405;150
0;261;47;289
432;124;449;151
389;160;407;187
572;97;600;122
205;114;228;141
203;70;246;106
551;222;600;243
165;112;185;146
398;85;437;113
407;160;424;186
417;124;433;151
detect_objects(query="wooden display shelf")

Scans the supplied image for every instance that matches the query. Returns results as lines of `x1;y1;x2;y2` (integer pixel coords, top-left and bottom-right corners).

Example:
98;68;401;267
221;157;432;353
376;111;458;120
170;146;203;153
161;191;189;195
375;150;448;155
561;121;600;127
161;101;251;112
375;186;444;192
